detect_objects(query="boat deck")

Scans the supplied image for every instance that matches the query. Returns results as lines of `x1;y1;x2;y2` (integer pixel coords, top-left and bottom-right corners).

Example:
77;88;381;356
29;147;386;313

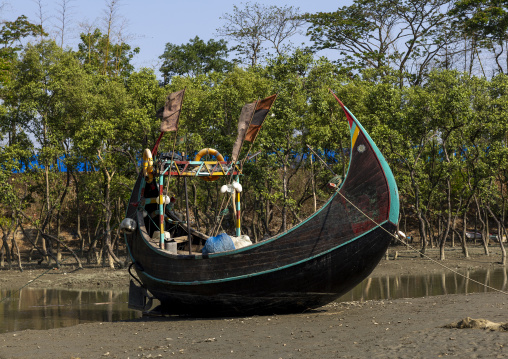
146;235;203;256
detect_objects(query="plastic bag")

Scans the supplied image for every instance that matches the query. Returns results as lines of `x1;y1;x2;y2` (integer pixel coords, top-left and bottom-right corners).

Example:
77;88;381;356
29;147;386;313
202;233;235;255
231;235;252;249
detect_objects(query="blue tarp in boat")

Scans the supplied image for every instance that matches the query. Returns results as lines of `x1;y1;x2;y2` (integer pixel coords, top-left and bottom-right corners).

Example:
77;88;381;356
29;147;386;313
202;233;235;255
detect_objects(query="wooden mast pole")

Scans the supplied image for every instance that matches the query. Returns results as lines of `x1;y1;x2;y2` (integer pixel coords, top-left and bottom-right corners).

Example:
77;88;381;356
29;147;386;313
235;175;241;237
184;176;192;254
159;167;165;249
182;151;192;254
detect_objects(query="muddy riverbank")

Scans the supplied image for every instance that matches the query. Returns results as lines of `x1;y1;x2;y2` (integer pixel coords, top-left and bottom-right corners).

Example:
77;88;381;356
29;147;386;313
1;244;507;358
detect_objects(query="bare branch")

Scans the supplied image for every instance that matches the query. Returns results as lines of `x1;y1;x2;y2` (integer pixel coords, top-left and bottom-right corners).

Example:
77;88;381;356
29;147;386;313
53;0;76;47
217;2;304;65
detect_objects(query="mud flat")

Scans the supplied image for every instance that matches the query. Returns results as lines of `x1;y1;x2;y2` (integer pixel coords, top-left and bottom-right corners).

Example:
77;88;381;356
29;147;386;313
1;245;507;359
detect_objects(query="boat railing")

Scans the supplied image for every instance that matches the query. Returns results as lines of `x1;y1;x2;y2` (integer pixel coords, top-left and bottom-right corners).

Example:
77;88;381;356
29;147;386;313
158;159;241;178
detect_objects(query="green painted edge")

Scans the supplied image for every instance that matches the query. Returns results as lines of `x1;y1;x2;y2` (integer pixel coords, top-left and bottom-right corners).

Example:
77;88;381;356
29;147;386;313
125;106;399;267
124;175;146;262
140;219;391;286
131;187;342;261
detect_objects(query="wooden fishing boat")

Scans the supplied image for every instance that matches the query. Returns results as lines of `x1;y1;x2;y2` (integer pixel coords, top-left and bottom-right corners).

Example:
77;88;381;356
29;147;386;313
123;92;399;316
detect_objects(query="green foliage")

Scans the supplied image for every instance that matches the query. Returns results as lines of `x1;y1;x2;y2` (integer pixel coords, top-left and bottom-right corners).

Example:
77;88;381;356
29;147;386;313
0;15;46;87
77;28;139;78
3;1;508;257
159;36;234;85
450;0;508;41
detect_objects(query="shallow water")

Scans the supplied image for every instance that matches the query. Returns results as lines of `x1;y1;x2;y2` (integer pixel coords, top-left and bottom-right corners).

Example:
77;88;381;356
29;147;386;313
1;268;507;334
0;288;141;334
337;267;508;302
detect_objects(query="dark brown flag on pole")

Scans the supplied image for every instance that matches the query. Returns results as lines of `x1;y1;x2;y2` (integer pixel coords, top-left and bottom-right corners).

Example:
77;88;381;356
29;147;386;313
158;89;186;132
231;101;256;163
245;94;277;142
231;94;277;163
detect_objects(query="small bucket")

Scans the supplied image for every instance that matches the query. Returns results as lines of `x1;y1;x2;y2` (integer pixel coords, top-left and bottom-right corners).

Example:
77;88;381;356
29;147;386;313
164;240;177;254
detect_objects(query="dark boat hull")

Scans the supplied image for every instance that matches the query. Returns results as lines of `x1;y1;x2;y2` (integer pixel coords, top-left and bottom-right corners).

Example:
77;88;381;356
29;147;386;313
125;96;399;316
133;222;394;316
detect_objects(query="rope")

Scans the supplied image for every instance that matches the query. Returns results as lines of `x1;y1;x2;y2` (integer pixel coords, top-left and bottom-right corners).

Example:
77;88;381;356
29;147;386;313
151;132;165;156
211;100;260;237
212;192;233;237
211;152;243;237
5;168;505;305
307;143;508;295
140;204;161;231
335;188;508;296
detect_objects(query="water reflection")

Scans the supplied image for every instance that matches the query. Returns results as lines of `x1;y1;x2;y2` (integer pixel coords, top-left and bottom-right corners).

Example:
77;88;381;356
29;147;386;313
337;267;508;303
0;288;141;334
1;268;507;334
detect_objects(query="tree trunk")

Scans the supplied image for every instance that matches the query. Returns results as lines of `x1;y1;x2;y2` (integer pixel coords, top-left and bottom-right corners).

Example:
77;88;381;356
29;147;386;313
1;232;11;269
87;217;102;264
280;160;288;233
418;210;427;256
41;115;55;266
474;198;489;255
100;165;123;269
410;165;427;255
43;162;50;264
263;180;273;238
56;166;72;262
450;196;462;249
112;197;122;259
18;220;56;266
71;172;84;252
42;233;83;269
438;178;453;260
461;211;470;258
102;168;115;269
11;223;23;271
424;214;433;249
486;205;506;266
502;195;507;266
310;154;317;213
0;239;5;268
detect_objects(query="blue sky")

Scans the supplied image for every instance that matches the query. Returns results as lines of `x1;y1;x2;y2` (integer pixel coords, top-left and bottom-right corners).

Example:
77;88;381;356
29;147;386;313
7;0;342;74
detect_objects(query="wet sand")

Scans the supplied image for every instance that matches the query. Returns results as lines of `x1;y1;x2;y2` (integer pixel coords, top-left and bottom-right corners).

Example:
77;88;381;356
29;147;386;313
1;245;507;359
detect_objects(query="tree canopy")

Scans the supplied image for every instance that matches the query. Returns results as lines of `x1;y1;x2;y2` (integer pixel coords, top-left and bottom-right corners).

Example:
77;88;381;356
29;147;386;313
159;36;233;85
2;0;508;268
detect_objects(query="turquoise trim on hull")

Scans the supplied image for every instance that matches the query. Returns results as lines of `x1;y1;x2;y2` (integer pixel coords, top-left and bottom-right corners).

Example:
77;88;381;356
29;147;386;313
138;220;391;286
349;122;357;141
131;189;342;260
124;105;400;263
128;172;343;260
124;100;400;285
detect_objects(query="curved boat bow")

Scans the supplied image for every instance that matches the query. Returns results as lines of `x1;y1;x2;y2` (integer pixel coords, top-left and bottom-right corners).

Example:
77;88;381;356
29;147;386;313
124;93;399;316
